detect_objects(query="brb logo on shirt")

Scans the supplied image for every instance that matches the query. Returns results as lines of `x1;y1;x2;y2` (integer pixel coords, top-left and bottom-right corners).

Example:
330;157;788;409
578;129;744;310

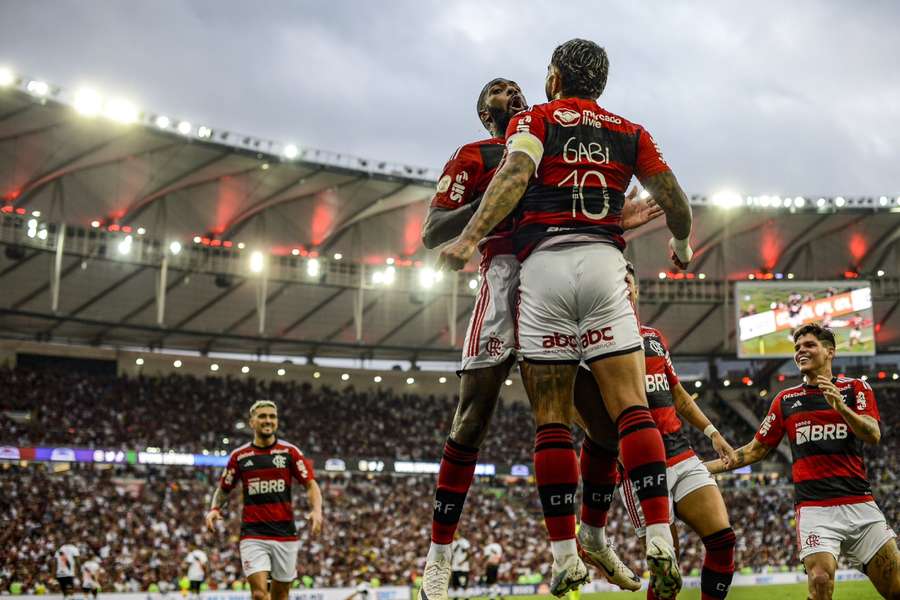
645;373;670;393
795;422;848;445
248;478;286;495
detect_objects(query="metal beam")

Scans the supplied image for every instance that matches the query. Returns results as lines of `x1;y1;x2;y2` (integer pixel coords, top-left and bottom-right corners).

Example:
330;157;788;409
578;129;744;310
90;271;191;343
373;294;445;346
862;220;900;272
276;288;346;339
781;214;871;273
320;293;383;344
42;265;148;335
770;214;831;272
0;104;34;125
164;279;247;334
0;249;41;278
203;281;292;352
0;121;67;143
10;257;82;310
421;302;476;348
668;304;720;353
318;182;419;252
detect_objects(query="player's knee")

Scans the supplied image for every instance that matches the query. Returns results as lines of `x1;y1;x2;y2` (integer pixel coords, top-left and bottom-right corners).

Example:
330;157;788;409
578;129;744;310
809;570;831;597
251;589;268;600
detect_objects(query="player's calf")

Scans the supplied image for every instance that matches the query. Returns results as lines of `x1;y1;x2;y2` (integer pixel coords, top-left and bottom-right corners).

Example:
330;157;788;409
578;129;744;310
700;527;735;600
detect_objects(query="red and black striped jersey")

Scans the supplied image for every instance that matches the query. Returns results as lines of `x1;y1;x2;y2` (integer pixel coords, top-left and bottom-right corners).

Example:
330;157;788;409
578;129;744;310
504;98;669;259
754;377;879;508
429;137;514;257
220;438;315;541
640;325;693;466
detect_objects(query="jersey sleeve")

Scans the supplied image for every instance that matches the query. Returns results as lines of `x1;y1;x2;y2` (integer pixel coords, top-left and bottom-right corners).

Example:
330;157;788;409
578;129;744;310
754;394;786;447
430;146;484;210
634;126;670;180
219;451;238;492
289;446;315;484
852;379;880;421
505;108;546;171
658;331;680;387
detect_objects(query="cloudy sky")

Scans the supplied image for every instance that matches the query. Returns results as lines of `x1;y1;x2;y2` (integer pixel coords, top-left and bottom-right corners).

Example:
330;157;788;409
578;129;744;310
1;0;898;196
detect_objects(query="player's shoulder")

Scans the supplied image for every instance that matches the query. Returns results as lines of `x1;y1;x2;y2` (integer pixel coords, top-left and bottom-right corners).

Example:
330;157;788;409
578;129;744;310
447;137;502;163
228;441;254;460
774;383;806;404
275;439;305;456
532;98;642;132
837;376;872;392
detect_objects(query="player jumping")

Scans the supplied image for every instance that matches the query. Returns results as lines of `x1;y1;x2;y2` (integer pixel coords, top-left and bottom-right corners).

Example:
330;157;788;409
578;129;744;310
420;77;660;599
206;400;324;600
706;324;900;600
439;39;694;597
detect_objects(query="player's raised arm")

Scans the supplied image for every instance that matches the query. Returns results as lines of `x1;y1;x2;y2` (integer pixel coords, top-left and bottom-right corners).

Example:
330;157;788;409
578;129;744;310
671;383;737;467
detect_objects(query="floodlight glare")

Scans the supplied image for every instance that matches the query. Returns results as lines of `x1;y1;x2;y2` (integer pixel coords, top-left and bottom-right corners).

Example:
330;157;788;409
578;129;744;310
468;278;478;290
91;220;101;228
880;196;889;206
383;266;396;285
834;196;846;207
439;376;447;384
37;228;47;240
373;375;382;383
291;248;300;256
210;363;219;372
117;235;133;255
333;252;343;261
710;190;741;208
0;67;14;87
307;258;320;277
241;365;250;374
155;115;171;129
136;227;146;235
406;377;415;385
26;80;49;97
505;379;513;386
372;270;385;285
135;358;144;366
341;373;350;381
31;210;41;217
249;251;265;273
419;267;442;289
169;241;182;255
386;257;395;265
105;98;139;124
193;235;202;244
74;88;103;117
277;368;286;376
794;196;806;208
177;121;192;135
283;144;299;159
173;360;182;368
197;126;213;139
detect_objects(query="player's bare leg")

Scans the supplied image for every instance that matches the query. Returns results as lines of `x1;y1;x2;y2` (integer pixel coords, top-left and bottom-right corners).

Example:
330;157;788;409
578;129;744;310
247;572;271;600
572;368;641;591
865;538;900;599
421;358;514;600
520;361;589;597
270;580;291;600
588;350;681;597
803;552;837;600
673;486;735;599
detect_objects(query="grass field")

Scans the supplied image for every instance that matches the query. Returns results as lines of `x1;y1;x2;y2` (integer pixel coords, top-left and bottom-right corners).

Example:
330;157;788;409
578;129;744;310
466;578;882;599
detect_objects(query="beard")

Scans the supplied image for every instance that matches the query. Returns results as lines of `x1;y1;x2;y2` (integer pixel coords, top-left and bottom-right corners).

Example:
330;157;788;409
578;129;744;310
486;105;515;137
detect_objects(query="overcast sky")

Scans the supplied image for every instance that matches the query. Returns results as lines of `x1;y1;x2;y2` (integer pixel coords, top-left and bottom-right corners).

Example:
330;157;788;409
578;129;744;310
1;0;898;196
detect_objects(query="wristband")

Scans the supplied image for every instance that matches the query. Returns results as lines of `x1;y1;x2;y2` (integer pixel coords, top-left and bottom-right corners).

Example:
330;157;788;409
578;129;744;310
703;424;718;439
670;236;693;263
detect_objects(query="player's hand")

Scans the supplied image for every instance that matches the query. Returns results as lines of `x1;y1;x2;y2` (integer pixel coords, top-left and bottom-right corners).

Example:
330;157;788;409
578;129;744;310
205;508;222;532
818;376;845;412
437;237;476;271
307;509;323;537
621;187;664;231
668;236;693;270
711;433;738;468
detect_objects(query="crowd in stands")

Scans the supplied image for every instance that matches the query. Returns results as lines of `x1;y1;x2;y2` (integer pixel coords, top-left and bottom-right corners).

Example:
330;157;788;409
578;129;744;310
1;367;897;594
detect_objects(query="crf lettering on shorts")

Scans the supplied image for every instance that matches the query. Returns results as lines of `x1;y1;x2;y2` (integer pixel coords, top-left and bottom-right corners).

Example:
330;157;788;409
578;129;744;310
247;478;286;495
645;373;670;393
550;492;577;506
795;422;848;445
630;473;666;492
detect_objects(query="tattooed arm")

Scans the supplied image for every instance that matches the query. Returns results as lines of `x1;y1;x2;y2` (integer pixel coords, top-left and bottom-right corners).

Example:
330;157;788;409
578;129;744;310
640;170;692;241
205;486;231;531
705;438;773;474
437;152;534;270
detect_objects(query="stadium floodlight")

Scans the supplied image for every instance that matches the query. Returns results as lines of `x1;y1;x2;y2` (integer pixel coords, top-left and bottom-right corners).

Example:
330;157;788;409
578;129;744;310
468;278;478;290
169;241;182;255
698;273;706;280
711;190;741;208
313;371;321;379
877;270;885;277
759;195;771;208
210;363;219;372
893;373;899;381
291;248;300;256
333;252;343;261
197;126;213;139
136;227;146;235
771;196;783;208
249;250;265;273
91;220;101;228
177;121;192;135
117;235;133;255
26;80;49;97
193;235;202;244
816;197;827;208
241;365;250;374
386;257;395;265
505;379;513;386
135;357;144;366
277;368;286;376
373;375;382;383
154;115;171;129
372;270;384;285
341;373;350;381
419;267;442;289
694;380;702;389
722;379;731;387
237;242;246;250
74;87;103;117
834;196;846;207
406;377;415;385
27;218;37;229
37;228;47;240
787;273;795;279
105;98;139;124
283;144;299;159
383;266;396;285
173;360;182;368
306;258;320;277
31;210;41;217
658;272;667;280
0;67;14;87
438;376;447;384
879;196;889;206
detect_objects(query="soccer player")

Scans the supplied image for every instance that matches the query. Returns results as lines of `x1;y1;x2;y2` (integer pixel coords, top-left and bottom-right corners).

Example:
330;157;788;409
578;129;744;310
185;546;209;596
53;543;79;599
706;324;900;600
606;264;737;599
450;531;471;599
483;538;503;600
205;400;324;600
80;557;102;598
439;39;694;597
419;77;658;600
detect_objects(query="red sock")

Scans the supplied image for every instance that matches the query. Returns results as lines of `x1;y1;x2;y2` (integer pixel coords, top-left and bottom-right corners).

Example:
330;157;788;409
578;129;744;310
534;423;578;541
431;438;478;544
579;436;618;528
616;406;669;526
701;528;735;600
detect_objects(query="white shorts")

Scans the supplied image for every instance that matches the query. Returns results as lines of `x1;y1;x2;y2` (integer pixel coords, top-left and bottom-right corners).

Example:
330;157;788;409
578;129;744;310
461;254;519;371
620;455;717;537
239;538;299;582
517;244;642;363
796;501;895;566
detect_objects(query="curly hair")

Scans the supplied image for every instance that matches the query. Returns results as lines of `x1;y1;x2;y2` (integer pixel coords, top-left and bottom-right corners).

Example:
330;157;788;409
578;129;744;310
792;322;837;348
550;38;609;99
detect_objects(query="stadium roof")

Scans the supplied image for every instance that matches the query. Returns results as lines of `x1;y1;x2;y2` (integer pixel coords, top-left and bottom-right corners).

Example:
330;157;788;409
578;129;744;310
1;76;899;361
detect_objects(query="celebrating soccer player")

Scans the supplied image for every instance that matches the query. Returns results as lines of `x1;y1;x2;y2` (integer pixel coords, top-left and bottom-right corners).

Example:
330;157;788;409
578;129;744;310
205;400;323;600
419;76;660;599
706;324;900;600
438;38;694;597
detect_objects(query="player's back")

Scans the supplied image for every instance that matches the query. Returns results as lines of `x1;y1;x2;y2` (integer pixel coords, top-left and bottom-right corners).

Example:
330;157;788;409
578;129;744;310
506;97;669;258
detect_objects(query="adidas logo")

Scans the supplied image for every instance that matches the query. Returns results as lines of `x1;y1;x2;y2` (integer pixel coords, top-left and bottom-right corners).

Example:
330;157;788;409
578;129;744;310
791;400;802;409
242;460;253;468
